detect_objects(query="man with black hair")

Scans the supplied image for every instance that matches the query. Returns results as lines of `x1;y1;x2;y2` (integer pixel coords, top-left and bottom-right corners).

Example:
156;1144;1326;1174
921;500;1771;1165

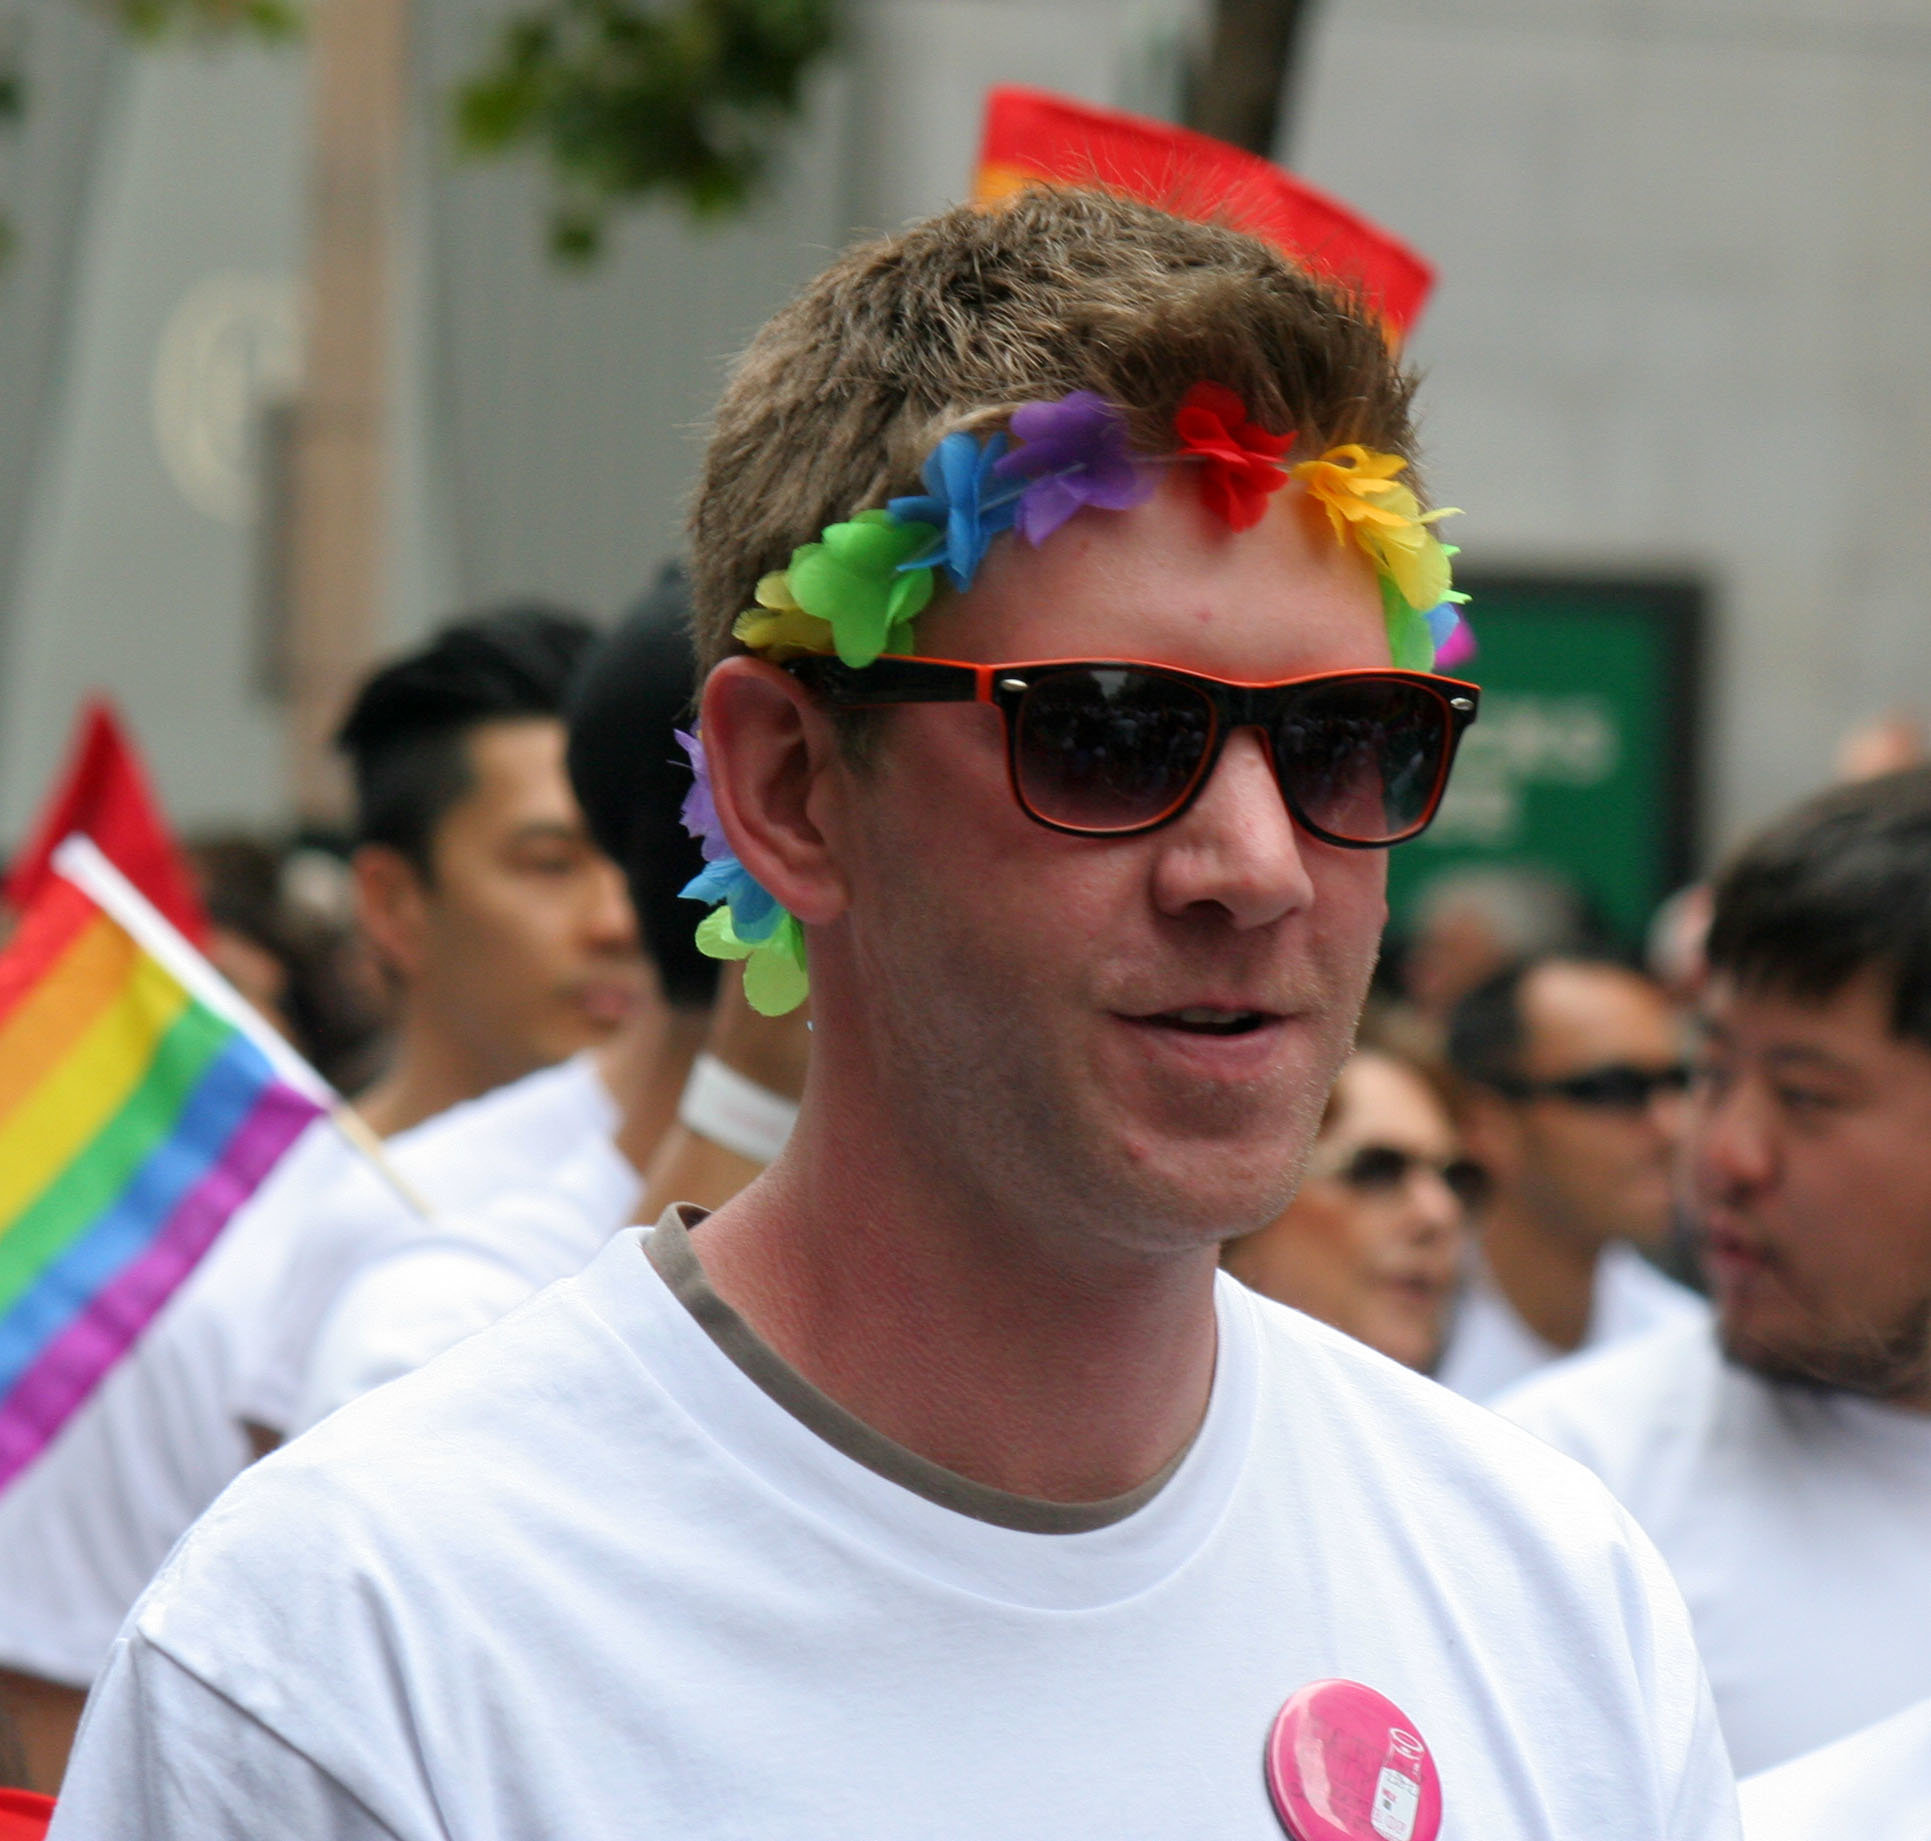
1502;766;1931;1775
337;603;643;1136
287;567;807;1429
1435;955;1705;1399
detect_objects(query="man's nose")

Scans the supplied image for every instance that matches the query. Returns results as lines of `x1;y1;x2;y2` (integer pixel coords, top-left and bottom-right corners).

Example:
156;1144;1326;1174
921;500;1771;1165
1692;1079;1777;1199
583;855;641;952
1407;1167;1467;1246
1148;728;1315;930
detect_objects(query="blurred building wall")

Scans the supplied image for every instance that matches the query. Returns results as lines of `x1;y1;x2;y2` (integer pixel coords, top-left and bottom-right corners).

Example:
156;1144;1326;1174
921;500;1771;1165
0;3;119;755
0;0;1924;862
0;35;309;840
1290;0;1931;853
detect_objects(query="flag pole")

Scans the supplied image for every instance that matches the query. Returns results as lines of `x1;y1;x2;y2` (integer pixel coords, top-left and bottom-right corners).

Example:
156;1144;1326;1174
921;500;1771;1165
49;834;425;1217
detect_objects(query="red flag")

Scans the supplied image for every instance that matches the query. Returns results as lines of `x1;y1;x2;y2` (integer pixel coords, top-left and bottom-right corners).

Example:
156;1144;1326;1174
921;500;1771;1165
974;87;1434;342
3;699;208;945
0;1787;55;1839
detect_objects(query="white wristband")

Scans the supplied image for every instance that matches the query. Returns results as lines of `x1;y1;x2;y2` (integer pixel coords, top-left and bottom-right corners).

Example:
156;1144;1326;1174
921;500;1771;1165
676;1053;799;1165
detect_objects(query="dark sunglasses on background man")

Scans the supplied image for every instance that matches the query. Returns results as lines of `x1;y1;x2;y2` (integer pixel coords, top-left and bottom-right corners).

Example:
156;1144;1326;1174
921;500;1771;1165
788;655;1480;845
1492;1062;1693;1112
1323;1144;1491;1211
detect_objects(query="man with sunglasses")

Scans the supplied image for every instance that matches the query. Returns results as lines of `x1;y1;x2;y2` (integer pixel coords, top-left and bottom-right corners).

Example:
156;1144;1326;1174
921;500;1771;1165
52;187;1736;1839
1500;769;1931;1779
1437;956;1706;1400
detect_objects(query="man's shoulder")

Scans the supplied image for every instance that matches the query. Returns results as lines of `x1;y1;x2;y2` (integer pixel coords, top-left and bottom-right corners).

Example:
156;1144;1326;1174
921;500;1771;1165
1493;1312;1720;1478
1597;1242;1709;1335
391;1053;611;1188
1738;1695;1931;1841
1230;1280;1650;1539
139;1233;653;1650
1737;1692;1931;1839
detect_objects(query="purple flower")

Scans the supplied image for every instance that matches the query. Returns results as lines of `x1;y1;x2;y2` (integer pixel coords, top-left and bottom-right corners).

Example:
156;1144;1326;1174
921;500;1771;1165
676;728;729;863
993;391;1157;544
675;727;784;941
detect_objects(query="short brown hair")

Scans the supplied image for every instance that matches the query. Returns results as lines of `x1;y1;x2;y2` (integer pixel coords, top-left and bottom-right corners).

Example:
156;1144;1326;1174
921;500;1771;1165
689;185;1422;674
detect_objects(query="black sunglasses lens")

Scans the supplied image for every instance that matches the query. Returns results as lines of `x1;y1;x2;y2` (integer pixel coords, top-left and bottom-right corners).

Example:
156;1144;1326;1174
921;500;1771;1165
1563;1064;1691;1108
1012;669;1214;832
1275;678;1451;845
1343;1145;1412;1190
1341;1145;1486;1208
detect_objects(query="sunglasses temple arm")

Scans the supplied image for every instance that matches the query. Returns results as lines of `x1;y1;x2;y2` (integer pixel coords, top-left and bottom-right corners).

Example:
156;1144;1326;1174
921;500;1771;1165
788;657;983;706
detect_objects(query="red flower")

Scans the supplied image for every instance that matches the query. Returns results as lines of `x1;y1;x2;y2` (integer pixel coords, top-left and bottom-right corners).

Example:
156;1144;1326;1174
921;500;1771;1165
1172;382;1294;531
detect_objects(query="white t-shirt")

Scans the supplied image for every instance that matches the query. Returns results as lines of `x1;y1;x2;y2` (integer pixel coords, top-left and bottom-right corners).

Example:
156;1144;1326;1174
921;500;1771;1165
0;1054;617;1692
292;1136;639;1431
1498;1315;1931;1775
1739;1697;1931;1841
232;1051;618;1435
55;1216;1739;1840
1436;1239;1707;1401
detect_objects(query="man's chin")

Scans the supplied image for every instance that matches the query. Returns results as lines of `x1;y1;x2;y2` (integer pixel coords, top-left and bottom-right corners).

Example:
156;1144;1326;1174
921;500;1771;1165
1115;1141;1307;1249
1719;1300;1931;1405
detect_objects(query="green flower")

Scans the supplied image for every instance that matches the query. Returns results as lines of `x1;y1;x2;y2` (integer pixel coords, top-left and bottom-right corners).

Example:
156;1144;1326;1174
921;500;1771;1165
787;510;940;668
695;907;809;1017
1381;575;1437;672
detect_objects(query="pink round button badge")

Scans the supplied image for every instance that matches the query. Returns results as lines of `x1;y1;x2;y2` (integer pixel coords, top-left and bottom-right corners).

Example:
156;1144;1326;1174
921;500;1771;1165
1264;1679;1442;1841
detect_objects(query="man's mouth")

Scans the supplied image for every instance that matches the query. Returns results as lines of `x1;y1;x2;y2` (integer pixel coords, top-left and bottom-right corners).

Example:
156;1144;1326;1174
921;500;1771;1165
1702;1223;1778;1281
576;982;640;1025
1138;1007;1276;1037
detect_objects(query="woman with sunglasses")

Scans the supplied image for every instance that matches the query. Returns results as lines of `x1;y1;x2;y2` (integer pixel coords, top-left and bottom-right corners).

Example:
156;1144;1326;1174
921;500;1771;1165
1222;1049;1480;1373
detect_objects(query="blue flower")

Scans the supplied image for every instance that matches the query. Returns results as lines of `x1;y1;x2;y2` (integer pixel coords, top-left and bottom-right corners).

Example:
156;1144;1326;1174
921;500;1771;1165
888;431;1018;591
681;854;783;943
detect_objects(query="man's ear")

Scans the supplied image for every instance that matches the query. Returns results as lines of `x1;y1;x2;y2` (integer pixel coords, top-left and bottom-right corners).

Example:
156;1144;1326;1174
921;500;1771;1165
700;658;850;926
352;845;432;981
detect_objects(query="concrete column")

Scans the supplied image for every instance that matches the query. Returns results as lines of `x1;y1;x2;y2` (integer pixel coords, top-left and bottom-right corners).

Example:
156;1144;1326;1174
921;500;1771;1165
284;0;408;823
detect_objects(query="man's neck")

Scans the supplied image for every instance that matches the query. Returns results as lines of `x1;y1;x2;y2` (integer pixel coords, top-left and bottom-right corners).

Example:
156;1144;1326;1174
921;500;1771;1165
354;1015;522;1139
688;1109;1220;1505
1479;1196;1602;1355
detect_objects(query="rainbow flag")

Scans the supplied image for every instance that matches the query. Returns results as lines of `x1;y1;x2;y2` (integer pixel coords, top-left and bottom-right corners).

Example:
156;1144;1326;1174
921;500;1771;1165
0;835;331;1489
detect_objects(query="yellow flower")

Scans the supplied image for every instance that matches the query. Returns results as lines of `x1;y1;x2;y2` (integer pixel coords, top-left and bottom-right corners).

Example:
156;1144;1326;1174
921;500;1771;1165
1363;507;1456;612
1290;445;1460;611
1292;444;1409;540
732;570;835;658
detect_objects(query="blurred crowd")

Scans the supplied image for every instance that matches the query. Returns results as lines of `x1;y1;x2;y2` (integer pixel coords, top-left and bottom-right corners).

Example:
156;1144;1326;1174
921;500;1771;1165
165;623;1923;1426
3;563;1929;1834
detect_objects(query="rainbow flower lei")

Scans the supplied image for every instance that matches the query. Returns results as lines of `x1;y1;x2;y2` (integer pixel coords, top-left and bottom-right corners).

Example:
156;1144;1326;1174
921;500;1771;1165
681;382;1471;1014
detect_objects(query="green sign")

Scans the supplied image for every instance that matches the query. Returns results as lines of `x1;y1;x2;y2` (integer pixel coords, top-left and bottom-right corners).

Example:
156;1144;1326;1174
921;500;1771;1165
1388;574;1703;948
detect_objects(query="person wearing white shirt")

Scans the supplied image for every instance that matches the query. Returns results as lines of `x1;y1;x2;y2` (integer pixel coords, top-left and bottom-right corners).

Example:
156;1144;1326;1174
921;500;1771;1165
231;1046;631;1440
53;187;1737;1838
290;981;813;1431
1738;1697;1931;1841
1435;955;1706;1400
0;609;639;1792
0;1049;625;1795
1500;766;1931;1775
333;606;643;1142
286;572;823;1435
1221;1046;1476;1373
